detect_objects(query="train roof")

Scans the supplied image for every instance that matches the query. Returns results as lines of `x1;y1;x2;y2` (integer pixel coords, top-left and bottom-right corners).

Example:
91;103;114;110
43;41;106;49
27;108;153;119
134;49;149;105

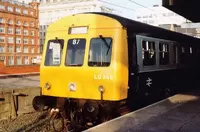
82;12;200;44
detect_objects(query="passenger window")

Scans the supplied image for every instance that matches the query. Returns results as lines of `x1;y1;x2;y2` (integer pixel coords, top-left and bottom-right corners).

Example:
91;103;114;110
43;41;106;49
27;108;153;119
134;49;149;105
142;41;156;66
45;39;64;66
159;43;169;65
65;38;86;66
190;47;192;54
180;46;186;64
173;44;178;64
88;38;112;67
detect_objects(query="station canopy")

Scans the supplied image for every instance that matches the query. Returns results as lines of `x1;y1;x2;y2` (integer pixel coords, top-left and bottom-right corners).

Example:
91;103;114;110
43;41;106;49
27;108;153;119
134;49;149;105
162;0;200;22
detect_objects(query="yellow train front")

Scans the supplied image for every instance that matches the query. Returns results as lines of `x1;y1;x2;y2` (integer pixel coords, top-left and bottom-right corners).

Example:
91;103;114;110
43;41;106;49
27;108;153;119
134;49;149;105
38;13;129;127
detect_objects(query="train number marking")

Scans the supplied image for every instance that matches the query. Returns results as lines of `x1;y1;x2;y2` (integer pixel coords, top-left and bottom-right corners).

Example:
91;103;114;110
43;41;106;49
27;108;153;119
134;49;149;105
94;74;113;80
72;39;80;45
146;77;152;87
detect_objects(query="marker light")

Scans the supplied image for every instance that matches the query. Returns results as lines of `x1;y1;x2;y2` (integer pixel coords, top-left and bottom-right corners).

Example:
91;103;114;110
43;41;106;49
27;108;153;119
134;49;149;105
44;82;51;90
69;83;76;91
98;86;104;92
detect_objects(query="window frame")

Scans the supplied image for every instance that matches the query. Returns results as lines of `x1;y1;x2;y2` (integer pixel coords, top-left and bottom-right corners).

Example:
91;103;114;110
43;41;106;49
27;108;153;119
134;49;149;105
44;39;64;66
88;37;113;67
159;42;170;65
65;38;86;67
142;40;156;67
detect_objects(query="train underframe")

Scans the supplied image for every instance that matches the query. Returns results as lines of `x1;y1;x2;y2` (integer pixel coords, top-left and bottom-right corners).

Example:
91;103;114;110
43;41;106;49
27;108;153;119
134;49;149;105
33;96;130;131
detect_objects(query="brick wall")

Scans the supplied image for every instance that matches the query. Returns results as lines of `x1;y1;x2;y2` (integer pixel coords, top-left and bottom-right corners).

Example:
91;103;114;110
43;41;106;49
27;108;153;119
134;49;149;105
0;61;39;74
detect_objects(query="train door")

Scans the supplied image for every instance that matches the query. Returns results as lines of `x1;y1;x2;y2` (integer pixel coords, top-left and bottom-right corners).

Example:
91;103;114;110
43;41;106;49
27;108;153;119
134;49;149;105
127;33;139;110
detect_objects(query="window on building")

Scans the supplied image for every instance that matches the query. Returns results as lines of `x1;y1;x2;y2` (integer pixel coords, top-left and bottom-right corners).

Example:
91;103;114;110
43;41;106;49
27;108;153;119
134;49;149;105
16;38;21;44
8;37;14;44
30;21;34;27
8;46;14;53
159;43;169;65
8;56;14;65
23;46;28;53
143;15;148;18
24;21;28;26
8;28;13;34
168;13;174;16
31;39;34;44
16;20;21;25
8;19;13;24
153;14;157;18
24;56;29;65
0;5;5;10
23;30;28;36
0;18;5;23
30;11;34;16
16;28;21;35
7;6;13;12
0;27;5;33
40;39;42;45
149;20;155;24
23;38;28;44
30;31;34;36
149;14;153;18
16;46;21;53
163;13;167;16
15;8;21;13
38;47;40;53
17;56;22;65
0;56;5;60
143;20;148;23
31;47;34;53
23;9;28;15
0;37;5;43
142;41;156;66
0;46;4;53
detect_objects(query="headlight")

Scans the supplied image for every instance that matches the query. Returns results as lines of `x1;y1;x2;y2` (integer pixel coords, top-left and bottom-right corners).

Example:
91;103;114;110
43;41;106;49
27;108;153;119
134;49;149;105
98;85;104;92
44;82;51;90
69;83;76;91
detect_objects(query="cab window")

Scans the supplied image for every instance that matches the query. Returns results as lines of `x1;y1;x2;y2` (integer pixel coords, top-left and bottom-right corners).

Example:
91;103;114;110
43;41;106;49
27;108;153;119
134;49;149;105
45;39;64;66
65;38;86;66
88;37;112;67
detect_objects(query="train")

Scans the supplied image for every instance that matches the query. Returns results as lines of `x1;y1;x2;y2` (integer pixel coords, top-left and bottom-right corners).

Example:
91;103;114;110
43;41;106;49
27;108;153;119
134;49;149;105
33;12;200;130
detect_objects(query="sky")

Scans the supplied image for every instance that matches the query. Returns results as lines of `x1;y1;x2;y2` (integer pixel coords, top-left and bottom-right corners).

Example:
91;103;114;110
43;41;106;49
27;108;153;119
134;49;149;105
102;0;162;19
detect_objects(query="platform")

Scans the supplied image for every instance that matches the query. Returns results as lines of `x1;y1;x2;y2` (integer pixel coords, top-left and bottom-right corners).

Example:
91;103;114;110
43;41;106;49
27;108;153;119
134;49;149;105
0;76;39;89
0;72;39;79
0;75;40;120
86;89;200;132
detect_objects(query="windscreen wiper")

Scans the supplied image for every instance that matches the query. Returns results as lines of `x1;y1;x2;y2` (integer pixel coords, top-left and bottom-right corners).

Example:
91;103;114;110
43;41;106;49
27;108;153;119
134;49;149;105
99;35;112;55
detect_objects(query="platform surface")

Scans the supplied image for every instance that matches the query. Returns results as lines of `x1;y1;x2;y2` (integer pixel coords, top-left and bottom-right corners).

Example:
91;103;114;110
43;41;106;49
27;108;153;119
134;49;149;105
0;76;40;89
86;89;200;132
